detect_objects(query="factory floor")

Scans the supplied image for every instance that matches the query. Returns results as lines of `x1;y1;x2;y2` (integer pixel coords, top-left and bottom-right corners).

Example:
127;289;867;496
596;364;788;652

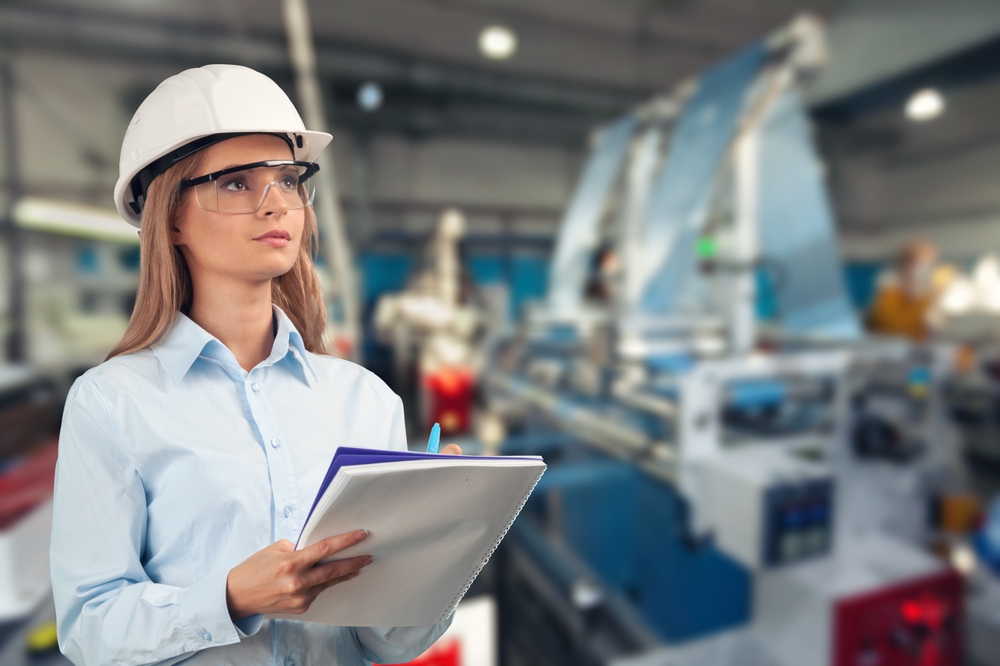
0;598;68;666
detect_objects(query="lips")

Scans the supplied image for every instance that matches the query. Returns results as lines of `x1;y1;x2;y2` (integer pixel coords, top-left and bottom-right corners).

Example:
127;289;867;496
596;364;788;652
254;229;291;248
254;229;291;241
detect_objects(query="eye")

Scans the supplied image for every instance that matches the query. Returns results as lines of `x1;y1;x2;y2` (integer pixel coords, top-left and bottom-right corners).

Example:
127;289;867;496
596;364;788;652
220;176;251;193
278;173;299;190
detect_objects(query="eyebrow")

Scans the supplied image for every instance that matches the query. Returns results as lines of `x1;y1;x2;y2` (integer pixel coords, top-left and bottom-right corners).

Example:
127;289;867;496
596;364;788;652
217;162;296;171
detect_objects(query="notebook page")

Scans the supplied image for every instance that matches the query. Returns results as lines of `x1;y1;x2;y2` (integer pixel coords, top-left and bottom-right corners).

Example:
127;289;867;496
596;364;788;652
273;458;544;626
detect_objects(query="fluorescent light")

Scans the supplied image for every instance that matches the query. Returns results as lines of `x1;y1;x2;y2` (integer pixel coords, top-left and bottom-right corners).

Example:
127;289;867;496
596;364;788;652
14;197;139;245
479;25;517;60
906;88;944;122
357;81;383;112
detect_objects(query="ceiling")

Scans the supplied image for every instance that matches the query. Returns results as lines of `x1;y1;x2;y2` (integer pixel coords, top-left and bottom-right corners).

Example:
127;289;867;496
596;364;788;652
6;0;1000;251
0;0;847;147
11;0;843;91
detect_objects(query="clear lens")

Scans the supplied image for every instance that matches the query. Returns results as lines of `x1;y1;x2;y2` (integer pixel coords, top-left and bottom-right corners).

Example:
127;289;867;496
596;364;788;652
192;164;314;214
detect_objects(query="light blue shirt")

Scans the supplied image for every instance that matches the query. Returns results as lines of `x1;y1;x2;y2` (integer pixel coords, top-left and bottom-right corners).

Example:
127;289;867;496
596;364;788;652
51;306;451;666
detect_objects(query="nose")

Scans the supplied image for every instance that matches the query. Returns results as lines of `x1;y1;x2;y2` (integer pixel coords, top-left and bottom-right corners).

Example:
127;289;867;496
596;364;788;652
257;181;290;218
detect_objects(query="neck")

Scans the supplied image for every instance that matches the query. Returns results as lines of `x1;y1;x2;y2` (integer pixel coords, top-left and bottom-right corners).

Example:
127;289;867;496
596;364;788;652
187;276;275;372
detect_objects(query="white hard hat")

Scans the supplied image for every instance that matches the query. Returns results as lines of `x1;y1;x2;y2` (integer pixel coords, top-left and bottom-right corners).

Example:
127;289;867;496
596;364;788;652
114;64;332;227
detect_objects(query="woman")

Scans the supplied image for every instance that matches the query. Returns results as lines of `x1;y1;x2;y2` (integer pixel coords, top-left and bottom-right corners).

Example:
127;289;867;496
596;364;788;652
50;64;458;666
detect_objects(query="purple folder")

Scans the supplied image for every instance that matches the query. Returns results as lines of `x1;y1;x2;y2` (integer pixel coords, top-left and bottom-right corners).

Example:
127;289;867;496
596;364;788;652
302;447;518;533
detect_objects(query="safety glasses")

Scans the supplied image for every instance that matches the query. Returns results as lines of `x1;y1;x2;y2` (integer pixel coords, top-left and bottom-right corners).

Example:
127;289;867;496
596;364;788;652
179;160;320;214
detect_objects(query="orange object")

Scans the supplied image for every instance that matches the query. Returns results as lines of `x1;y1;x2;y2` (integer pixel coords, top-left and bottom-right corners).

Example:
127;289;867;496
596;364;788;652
954;345;977;373
388;639;461;666
868;286;935;341
937;494;982;535
424;368;474;436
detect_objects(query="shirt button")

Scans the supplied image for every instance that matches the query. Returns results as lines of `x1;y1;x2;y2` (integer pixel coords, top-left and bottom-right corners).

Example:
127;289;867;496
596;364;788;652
251;383;260;393
285;659;295;666
283;506;292;518
201;630;212;642
271;438;280;448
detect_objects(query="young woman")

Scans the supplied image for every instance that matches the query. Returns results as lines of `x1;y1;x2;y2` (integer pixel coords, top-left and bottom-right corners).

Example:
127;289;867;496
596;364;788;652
50;64;458;666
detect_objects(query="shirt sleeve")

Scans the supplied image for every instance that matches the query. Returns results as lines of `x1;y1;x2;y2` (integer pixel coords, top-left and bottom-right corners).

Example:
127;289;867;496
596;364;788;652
386;394;408;452
51;378;249;666
348;615;455;664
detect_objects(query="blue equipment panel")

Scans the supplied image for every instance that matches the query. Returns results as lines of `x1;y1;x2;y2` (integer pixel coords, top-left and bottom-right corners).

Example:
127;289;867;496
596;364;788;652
547;113;637;316
757;90;861;338
507;436;751;644
636;43;766;316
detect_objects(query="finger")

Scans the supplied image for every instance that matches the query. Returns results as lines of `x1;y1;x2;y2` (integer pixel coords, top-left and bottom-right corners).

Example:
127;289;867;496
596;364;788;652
307;569;362;598
441;443;463;455
301;555;372;589
297;530;368;567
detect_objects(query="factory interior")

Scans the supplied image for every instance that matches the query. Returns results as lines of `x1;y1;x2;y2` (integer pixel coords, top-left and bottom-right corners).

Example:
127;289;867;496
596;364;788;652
4;0;1000;664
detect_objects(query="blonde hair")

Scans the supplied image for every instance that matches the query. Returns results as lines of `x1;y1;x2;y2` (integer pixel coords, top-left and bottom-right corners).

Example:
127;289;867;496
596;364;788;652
106;149;329;360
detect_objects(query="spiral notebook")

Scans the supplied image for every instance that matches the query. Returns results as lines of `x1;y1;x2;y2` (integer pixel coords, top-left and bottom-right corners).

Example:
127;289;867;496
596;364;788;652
270;447;546;627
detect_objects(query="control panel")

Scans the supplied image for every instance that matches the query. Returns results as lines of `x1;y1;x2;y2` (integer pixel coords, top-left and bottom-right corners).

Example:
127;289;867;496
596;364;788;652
763;479;834;566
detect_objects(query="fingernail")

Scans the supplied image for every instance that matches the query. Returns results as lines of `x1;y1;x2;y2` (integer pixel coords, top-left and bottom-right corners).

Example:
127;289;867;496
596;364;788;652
354;530;368;541
363;556;373;566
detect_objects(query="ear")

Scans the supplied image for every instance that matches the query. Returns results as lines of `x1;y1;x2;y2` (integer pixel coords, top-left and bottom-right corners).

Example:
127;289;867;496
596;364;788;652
169;215;186;247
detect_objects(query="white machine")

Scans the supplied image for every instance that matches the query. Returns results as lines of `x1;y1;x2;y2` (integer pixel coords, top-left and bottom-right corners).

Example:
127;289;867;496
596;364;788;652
373;208;485;433
484;12;970;666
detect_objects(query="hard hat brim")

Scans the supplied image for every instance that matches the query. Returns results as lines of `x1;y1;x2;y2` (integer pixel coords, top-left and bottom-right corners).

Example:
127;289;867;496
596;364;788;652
114;129;332;228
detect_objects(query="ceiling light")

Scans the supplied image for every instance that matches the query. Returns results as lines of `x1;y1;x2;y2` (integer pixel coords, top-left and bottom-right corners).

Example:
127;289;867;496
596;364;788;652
906;88;945;122
14;197;139;245
479;25;517;60
357;82;383;112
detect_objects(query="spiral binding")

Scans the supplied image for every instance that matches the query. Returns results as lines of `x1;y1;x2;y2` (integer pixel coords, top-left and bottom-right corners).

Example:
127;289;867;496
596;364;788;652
437;467;546;623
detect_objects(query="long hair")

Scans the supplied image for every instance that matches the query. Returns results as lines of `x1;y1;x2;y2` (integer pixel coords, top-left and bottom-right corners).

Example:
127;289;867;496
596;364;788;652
106;151;329;360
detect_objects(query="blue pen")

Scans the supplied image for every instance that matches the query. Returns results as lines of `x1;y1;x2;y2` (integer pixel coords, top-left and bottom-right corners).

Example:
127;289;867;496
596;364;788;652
426;423;441;454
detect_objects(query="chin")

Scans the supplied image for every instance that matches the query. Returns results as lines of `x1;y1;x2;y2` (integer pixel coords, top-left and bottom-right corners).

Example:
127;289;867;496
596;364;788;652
243;257;298;281
268;260;299;279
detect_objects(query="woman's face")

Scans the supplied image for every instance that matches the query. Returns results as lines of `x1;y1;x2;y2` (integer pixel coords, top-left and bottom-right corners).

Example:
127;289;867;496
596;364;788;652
172;134;305;286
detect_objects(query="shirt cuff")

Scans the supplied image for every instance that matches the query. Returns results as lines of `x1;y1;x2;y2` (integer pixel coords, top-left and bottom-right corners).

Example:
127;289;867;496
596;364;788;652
235;614;265;637
182;571;245;648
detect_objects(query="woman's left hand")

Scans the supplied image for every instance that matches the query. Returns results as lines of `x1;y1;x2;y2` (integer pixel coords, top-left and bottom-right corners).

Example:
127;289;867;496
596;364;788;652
441;443;462;455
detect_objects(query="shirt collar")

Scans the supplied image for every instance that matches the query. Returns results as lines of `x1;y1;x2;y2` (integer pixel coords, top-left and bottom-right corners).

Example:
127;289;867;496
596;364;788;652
271;305;318;385
151;305;317;386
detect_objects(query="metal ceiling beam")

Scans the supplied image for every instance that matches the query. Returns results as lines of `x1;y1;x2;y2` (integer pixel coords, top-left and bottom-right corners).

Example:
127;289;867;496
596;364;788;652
0;4;644;117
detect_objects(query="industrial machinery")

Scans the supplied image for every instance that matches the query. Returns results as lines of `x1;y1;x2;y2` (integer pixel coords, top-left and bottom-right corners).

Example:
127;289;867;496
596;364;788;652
374;208;485;436
484;15;966;666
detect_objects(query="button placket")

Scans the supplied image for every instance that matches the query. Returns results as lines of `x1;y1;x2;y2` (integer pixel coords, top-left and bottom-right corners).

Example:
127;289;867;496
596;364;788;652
247;371;300;537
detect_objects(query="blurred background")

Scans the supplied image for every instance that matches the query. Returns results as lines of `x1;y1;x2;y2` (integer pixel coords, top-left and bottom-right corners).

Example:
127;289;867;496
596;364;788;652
2;0;1000;664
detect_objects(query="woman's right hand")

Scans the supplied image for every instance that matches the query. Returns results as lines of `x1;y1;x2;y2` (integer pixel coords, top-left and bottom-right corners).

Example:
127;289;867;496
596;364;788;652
226;530;372;620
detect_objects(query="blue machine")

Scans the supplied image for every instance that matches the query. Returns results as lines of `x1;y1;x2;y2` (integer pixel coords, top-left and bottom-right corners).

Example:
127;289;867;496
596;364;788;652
506;436;752;642
487;19;852;666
